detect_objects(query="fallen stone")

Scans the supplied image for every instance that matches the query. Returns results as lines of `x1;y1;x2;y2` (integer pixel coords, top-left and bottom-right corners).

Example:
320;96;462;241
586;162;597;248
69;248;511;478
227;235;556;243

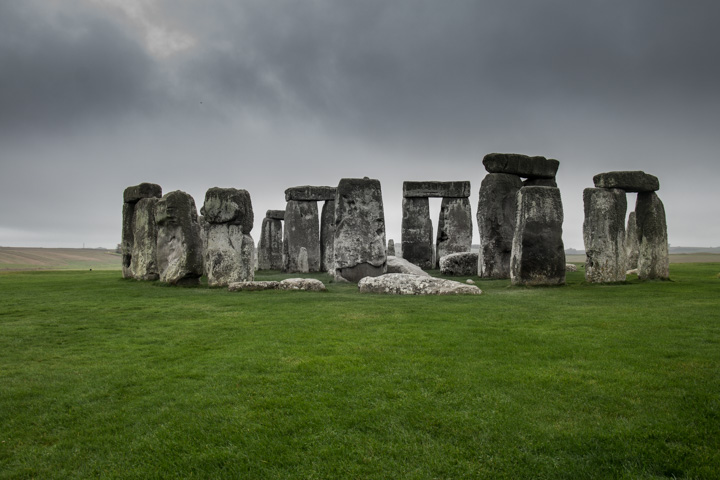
439;252;478;277
583;188;627;283
320;200;335;273
123;182;162;204
386;255;430;276
257;217;283;270
565;263;578;272
278;278;327;291
483;153;559;179
155;190;204;285
626;268;638;275
625;211;640;269
401;197;434;270
402;181;471;198
283;200;321;273
266;209;285;220
228;281;279;291
284;185;337;202
593;171;659;192
635;192;669;280
358;274;482;295
466;279;475;285
435;197;473;268
200;187;254;233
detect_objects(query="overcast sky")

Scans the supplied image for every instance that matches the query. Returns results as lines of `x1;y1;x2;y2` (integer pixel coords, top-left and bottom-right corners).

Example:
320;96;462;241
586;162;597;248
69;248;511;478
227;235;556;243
1;0;719;251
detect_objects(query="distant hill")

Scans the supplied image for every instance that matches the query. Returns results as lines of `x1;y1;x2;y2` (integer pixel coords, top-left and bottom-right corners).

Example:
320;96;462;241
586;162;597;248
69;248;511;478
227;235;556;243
565;247;720;255
0;247;122;271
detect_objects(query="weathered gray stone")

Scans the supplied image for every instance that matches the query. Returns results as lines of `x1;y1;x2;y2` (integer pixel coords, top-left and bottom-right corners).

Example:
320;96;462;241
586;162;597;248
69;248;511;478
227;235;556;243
477;173;523;278
200;187;253;233
510;186;566;286
386;255;430;276
284;186;337;202
402;181;471;198
257;217;283;270
278;278;327;291
320;200;335;273
127;197;160;281
566;263;578;272
387;239;396;257
435;197;472;268
583;188;628;283
204;224;255;286
228;281;279;291
333;178;387;282
122;183;162;278
593;171;659;192
625;211;640;269
523;178;557;187
483;153;559;179
635;192;669;280
266;210;285;220
155;190;204;285
297;247;310;273
123;182;162;204
401;197;434;270
439;252;478;276
358;273;482;295
283;200;321;273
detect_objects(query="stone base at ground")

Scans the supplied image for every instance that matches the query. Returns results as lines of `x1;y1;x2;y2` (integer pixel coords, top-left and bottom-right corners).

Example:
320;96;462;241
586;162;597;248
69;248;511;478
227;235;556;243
439;252;478;276
358;273;482;295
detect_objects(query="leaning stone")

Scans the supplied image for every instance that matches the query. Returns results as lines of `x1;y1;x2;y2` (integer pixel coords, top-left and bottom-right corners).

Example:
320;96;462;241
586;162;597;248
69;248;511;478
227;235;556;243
483;153;559;179
565;263;578;272
358;274;482;295
401;197;434;270
297;247;310;273
510;187;566;286
435;197;472;268
440;252;479;276
523;178;557;187
583;188;628;283
155;190;204;285
266;210;285;220
402;181;471;198
257;217;283;270
333;178;387;282
635;192;669;280
128;197;160;281
386;256;430;276
123;182;162;204
284;186;337;202
320;200;335;273
283;200;321;272
200;187;253;233
625;211;640;269
387;239;396;257
228;281;280;291
278;278;327;292
477;173;523;278
593;171;659;192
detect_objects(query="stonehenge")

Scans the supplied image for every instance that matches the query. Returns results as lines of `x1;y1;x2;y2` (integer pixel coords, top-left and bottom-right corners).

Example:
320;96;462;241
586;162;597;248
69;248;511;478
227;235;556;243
477;173;522;278
320;200;335;273
155;190;204;285
282;185;336;273
122;182;162;280
582;188;628;283
439;252;478;277
257;210;284;270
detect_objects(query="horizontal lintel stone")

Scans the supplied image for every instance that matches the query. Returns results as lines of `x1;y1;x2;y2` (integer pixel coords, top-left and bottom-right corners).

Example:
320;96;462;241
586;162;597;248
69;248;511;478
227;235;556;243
593;171;659;192
123;183;162;204
482;153;559;179
284;186;337;202
402;181;471;198
266;209;285;220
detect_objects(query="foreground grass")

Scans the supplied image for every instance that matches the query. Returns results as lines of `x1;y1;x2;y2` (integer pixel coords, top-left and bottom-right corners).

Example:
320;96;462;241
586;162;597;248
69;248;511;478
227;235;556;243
1;265;719;479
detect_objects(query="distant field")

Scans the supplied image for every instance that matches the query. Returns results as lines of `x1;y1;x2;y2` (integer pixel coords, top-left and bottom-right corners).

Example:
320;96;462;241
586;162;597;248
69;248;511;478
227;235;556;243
0;247;122;271
566;253;720;264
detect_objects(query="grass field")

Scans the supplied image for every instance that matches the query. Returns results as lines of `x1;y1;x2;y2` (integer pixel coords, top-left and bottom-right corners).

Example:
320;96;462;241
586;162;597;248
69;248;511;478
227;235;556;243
1;265;719;479
0;247;122;271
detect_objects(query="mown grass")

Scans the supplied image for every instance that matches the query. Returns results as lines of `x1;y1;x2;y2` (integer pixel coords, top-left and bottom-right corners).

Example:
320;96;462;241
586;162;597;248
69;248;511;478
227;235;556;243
1;265;719;479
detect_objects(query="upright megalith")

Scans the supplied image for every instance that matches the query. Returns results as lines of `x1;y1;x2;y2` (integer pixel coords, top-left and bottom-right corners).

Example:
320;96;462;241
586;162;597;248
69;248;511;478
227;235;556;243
201;187;255;287
476;173;522;278
401;197;433;269
510;186;566;286
435;197;472;268
283;200;320;272
122;182;162;280
635;192;669;280
625;211;640;270
583;188;628;283
333;177;387;282
155;190;204;285
320;200;335;273
257;211;284;270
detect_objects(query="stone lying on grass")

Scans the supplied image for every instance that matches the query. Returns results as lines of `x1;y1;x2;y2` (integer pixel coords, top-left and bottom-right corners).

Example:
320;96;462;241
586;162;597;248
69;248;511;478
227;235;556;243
626;269;639;275
358;273;481;295
386;256;429;276
228;278;327;292
439;252;478;276
565;263;578;272
228;281;280;291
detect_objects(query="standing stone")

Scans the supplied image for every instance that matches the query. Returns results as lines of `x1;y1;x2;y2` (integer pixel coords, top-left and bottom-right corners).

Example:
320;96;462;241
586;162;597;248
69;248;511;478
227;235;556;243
155;190;204;285
439;252;479;276
582;188;628;283
635;192;669;280
477;173;523;278
401;197;433;270
122;182;162;280
387;239;396;257
510;187;566;286
298;247;310;273
625;211;640;270
435;197;472;268
333;177;387;282
320;200;335;273
128;197;160;280
283;200;320;273
257;217;283;270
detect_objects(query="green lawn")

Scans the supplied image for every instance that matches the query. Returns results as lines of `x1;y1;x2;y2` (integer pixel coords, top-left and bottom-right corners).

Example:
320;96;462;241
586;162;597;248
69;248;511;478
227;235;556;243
1;265;719;479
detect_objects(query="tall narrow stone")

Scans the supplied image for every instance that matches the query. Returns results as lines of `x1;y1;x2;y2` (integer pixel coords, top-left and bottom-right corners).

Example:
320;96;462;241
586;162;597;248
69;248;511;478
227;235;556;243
625;211;640;270
635;192;669;280
122;182;162;280
155;190;204;285
128;197;160;280
477;173;522;278
320;200;335;273
510;187;565;286
435;197;472;268
583;188;628;283
283;200;320;273
401;197;433;269
257;217;283;270
333;177;387;282
387;239;396;257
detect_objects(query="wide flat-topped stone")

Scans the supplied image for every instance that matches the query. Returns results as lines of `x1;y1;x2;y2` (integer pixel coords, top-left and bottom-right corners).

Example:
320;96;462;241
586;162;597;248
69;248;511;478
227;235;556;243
402;181;471;198
266;209;285;220
123;183;162;204
482;153;559;179
201;187;253;231
284;185;337;202
593;171;659;192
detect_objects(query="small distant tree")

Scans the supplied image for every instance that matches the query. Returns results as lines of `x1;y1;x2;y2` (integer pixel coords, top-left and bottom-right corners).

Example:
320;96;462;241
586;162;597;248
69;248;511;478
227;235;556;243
115;244;122;254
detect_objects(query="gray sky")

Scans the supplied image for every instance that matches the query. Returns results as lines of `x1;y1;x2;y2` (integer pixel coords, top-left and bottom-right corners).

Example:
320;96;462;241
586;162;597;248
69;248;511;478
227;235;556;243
1;0;719;250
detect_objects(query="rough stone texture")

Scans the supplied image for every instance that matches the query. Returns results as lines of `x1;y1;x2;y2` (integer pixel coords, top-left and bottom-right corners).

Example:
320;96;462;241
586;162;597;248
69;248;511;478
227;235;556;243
358;274;482;295
297;247;310;273
257;217;283;270
266;210;285;220
627;268;639;275
483;153;559;179
625;211;640;269
387;239;396;257
283;200;321;273
123;182;162;204
285;186;337;202
593;171;659;192
320;200;335;273
228;281;279;291
278;278;327;291
435;197;472;268
122;183;162;279
127;197;160;280
200;187;253;233
402;181;471;198
510;186;566;286
477;173;523;278
635;192;669;280
386;255;430;276
439;252;478;276
566;263;578;272
466;279;475;284
204;225;255;286
333;178;387;282
523;178;557;187
583;188;628;283
401;197;434;270
155;190;204;285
